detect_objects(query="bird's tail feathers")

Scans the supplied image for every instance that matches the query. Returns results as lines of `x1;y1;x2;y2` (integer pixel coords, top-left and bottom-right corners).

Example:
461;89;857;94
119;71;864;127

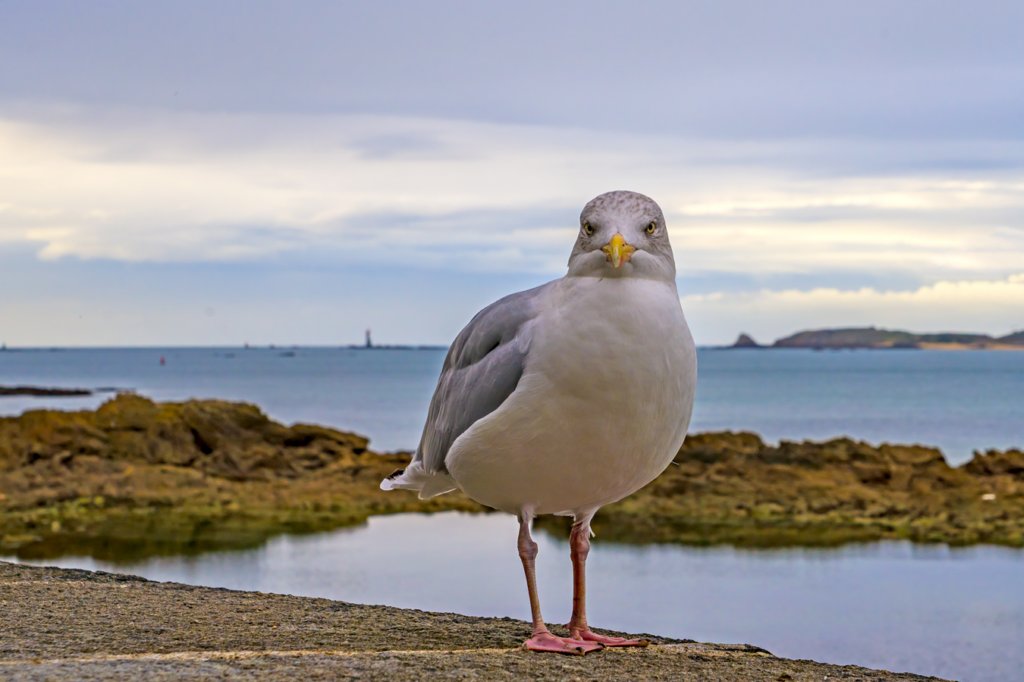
380;460;458;500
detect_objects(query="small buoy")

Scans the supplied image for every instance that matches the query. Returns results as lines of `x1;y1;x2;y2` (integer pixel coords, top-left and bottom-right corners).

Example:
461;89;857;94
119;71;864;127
159;356;166;366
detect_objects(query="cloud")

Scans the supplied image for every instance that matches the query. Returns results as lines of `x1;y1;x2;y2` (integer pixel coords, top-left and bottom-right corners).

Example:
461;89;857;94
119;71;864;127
684;274;1024;345
3;109;1024;289
2;2;1023;345
3;2;1023;139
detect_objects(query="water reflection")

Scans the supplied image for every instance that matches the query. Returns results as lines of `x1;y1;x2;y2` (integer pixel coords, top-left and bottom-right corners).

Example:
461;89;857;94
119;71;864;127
9;512;1023;682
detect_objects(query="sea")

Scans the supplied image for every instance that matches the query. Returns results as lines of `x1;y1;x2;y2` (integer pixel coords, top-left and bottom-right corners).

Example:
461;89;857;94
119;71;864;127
1;346;1022;462
2;346;1023;681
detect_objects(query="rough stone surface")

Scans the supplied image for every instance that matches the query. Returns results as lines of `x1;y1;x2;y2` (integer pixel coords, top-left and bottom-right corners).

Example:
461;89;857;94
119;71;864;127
0;561;944;681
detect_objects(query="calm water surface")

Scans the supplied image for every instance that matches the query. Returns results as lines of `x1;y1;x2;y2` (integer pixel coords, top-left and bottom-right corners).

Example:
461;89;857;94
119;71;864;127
9;513;1022;682
3;347;1023;680
1;346;1022;462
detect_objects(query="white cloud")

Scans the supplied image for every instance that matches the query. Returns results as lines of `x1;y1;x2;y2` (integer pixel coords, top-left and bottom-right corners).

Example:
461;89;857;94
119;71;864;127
684;274;1024;345
3;108;1024;345
3;3;1023;346
2;109;1024;285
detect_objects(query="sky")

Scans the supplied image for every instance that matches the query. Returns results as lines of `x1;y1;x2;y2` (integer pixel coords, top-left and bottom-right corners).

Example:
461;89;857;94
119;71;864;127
1;1;1023;346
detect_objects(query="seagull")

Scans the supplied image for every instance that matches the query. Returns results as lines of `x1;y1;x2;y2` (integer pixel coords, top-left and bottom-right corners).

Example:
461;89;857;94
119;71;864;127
382;190;697;655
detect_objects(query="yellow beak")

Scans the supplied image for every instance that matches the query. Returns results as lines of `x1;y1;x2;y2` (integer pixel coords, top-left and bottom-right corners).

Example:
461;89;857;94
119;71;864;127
601;233;635;268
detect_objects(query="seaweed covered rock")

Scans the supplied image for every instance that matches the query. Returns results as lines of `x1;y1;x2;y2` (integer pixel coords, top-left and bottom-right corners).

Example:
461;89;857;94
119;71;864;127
582;431;1024;547
0;395;481;559
0;394;369;483
964;448;1024;479
2;397;1022;558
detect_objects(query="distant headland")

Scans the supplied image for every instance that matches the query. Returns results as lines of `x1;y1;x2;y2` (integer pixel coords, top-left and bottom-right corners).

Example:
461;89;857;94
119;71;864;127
729;327;1024;350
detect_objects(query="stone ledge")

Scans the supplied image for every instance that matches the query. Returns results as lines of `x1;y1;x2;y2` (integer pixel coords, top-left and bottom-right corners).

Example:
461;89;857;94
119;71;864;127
0;561;943;681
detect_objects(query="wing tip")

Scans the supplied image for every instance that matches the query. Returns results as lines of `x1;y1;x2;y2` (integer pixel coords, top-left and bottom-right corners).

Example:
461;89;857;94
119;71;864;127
379;467;405;491
380;463;457;499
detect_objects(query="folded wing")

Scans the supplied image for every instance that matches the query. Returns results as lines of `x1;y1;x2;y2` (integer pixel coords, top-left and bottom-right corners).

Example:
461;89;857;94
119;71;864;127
418;282;549;474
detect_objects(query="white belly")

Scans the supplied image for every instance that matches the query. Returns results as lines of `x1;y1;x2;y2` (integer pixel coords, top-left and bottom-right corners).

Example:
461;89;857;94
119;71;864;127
446;276;697;517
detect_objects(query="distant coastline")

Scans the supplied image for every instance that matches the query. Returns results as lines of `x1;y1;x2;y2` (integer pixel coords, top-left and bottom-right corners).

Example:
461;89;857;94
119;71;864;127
348;328;446;351
0;385;92;397
344;344;447;351
728;326;1024;351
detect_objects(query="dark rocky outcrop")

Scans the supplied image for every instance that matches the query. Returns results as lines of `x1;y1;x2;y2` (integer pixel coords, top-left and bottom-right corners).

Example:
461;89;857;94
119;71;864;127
0;394;480;559
0;385;92;397
577;432;1024;547
0;393;371;483
963;448;1024;478
730;333;761;348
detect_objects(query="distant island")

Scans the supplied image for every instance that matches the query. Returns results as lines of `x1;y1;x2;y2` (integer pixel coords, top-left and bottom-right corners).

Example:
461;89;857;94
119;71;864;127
730;327;1024;350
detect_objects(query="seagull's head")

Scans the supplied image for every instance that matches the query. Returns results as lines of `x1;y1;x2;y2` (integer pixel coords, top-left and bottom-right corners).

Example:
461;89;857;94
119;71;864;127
567;190;676;281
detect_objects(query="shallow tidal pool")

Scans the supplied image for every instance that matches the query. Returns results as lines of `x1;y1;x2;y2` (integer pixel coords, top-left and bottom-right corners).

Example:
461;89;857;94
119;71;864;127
8;511;1023;682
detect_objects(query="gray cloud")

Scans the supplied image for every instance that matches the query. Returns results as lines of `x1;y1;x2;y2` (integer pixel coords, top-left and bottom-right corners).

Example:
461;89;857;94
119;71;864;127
346;133;458;161
338;205;572;236
3;1;1022;142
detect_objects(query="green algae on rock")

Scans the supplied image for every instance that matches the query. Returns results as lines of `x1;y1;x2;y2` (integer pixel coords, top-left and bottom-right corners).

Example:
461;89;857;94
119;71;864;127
1;394;1022;559
0;394;483;560
578;432;1024;547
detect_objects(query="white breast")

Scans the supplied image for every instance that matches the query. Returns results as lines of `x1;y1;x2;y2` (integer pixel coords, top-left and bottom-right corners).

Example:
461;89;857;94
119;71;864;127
446;275;697;517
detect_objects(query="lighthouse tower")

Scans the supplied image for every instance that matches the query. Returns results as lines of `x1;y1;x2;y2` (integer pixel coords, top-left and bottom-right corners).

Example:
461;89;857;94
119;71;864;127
365;329;373;348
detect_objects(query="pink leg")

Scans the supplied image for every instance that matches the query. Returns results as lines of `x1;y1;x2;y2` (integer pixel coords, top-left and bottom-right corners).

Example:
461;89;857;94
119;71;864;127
567;516;650;647
517;512;604;655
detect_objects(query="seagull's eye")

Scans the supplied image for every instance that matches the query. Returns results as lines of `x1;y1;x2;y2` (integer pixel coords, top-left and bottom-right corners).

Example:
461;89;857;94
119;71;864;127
645;221;657;235
582;222;594;236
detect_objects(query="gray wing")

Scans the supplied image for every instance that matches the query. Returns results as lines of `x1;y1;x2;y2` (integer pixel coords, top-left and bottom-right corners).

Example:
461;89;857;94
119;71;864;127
417;281;552;474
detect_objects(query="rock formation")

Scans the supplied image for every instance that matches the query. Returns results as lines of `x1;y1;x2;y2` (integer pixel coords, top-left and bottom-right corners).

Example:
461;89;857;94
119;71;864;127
2;395;1021;559
730;333;761;348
